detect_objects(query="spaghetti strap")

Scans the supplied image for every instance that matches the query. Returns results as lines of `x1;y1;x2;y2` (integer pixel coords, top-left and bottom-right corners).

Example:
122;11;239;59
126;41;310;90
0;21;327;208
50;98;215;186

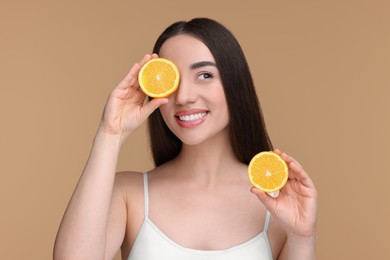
143;172;149;218
264;211;271;233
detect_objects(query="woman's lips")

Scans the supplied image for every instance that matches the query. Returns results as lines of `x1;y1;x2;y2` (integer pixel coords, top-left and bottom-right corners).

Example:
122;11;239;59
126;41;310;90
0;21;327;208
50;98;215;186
174;110;208;128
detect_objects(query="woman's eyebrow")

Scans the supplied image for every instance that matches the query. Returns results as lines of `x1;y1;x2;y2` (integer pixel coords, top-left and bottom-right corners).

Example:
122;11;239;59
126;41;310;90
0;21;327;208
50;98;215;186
190;61;217;70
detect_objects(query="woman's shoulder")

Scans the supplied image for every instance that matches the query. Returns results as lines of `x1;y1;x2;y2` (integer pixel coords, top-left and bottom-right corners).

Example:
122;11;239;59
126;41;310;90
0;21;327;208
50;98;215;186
112;171;146;200
115;170;144;179
114;171;144;188
114;165;171;192
112;171;147;253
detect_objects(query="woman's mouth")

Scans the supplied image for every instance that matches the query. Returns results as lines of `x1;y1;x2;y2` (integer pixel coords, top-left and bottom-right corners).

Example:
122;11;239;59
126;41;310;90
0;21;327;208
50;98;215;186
178;112;207;122
175;111;208;128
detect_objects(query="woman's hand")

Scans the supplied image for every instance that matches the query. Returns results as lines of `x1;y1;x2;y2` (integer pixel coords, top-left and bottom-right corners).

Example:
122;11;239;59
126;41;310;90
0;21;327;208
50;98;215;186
251;149;318;239
98;54;168;142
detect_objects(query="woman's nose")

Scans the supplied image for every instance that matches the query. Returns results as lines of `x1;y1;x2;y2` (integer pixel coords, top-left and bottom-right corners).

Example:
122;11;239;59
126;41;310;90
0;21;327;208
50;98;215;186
174;78;198;105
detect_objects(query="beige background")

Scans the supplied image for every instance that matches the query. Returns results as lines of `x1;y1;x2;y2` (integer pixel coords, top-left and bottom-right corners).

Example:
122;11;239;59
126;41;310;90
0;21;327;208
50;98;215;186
1;0;389;259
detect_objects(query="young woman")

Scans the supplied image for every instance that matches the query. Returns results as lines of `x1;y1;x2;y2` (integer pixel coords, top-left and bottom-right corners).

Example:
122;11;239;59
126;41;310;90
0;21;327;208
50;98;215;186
54;18;318;260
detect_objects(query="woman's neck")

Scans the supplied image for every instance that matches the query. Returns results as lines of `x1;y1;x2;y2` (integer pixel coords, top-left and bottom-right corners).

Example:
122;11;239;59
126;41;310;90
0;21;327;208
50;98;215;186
171;130;246;187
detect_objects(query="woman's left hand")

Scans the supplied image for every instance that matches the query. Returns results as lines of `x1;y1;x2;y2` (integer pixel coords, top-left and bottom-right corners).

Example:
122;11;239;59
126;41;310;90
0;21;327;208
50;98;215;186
251;149;318;239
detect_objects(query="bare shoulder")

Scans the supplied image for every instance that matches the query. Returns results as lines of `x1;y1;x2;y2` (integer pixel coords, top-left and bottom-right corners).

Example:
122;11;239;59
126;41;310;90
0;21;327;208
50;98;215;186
113;171;144;199
115;171;143;186
112;171;145;217
112;171;147;254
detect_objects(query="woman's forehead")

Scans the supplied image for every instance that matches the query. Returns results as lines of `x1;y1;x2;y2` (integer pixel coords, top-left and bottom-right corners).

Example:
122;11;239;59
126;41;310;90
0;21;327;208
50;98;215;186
158;35;215;66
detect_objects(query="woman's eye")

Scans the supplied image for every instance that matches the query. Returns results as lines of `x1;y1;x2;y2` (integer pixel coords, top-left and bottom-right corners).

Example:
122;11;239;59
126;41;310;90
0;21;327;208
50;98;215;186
197;73;213;80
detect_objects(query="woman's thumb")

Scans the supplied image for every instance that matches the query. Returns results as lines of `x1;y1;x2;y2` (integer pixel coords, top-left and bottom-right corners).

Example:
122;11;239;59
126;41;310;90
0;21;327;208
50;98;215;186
250;187;278;212
142;98;169;118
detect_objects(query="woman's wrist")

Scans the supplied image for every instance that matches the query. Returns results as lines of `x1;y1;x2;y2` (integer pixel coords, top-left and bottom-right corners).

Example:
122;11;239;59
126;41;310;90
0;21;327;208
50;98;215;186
286;232;317;259
287;232;316;245
94;127;125;150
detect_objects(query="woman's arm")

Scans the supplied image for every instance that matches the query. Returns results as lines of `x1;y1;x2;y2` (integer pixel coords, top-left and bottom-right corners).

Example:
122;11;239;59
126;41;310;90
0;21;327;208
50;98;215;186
53;132;124;260
53;54;168;260
251;149;318;260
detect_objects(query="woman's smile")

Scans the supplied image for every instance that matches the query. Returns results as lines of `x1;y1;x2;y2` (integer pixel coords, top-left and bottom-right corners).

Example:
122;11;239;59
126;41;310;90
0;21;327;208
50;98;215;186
174;109;209;128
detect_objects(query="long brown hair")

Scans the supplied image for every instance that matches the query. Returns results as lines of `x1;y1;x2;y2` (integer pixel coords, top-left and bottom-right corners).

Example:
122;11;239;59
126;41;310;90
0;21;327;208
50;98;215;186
148;18;273;166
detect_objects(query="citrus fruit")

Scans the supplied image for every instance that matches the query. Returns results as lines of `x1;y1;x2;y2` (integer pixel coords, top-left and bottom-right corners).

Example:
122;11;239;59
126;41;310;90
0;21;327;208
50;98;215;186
138;58;180;98
248;151;289;194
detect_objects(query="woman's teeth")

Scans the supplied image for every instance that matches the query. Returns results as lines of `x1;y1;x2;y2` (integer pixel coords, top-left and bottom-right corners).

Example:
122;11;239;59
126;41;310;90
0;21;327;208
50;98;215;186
178;112;207;122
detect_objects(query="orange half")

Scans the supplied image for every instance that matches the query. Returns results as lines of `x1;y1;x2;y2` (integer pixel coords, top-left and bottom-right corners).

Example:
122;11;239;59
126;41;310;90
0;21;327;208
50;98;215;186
138;58;180;98
248;151;289;193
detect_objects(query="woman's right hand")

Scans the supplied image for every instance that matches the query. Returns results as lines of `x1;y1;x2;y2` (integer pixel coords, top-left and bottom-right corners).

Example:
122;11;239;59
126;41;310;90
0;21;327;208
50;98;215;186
98;54;168;143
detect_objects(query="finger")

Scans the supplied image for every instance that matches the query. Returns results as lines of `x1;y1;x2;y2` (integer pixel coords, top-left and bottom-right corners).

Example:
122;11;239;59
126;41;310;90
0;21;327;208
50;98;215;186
273;148;282;155
288;161;316;189
117;63;141;90
138;54;153;67
250;187;278;212
274;149;303;169
273;149;314;186
141;98;169;118
131;54;157;90
118;54;154;90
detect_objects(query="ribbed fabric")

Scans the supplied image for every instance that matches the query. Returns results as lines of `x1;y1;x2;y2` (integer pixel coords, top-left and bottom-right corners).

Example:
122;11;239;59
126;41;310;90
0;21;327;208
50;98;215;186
127;172;273;260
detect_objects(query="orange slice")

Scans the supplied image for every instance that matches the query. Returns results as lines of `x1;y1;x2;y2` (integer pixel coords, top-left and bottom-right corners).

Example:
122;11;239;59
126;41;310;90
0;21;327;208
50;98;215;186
248;151;289;194
138;58;180;98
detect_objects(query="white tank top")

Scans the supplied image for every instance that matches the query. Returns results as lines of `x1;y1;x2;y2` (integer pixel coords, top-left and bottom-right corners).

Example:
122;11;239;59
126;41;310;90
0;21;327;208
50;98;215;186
127;172;273;260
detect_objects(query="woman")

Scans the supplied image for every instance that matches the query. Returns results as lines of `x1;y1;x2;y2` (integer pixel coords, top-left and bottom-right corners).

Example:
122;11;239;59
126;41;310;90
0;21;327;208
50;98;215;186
54;18;317;260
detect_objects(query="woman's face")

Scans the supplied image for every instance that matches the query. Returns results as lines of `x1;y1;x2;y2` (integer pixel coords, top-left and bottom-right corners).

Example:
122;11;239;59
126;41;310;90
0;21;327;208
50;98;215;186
158;34;229;146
